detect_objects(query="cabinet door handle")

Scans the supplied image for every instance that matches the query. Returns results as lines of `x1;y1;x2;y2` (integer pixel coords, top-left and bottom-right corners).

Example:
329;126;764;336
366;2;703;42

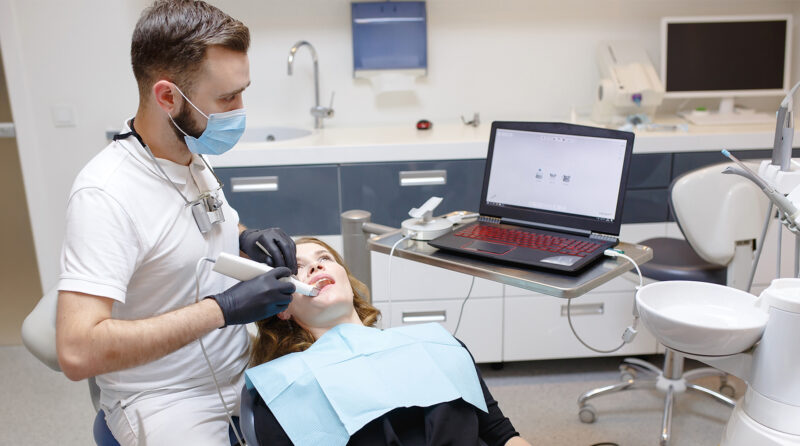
402;310;446;323
399;170;447;186
560;302;604;316
230;176;279;193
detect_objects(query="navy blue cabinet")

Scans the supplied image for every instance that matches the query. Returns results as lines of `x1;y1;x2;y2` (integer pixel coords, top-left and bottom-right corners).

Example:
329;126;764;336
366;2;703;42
340;159;486;227
215;148;774;235
216;159;486;235
216;164;340;235
627;153;671;189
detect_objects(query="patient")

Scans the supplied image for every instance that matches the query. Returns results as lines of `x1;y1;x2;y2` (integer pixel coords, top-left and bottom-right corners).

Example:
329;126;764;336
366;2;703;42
249;237;531;446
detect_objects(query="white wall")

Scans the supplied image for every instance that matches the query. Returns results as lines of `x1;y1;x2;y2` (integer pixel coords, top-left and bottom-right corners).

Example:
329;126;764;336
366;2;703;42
1;0;798;291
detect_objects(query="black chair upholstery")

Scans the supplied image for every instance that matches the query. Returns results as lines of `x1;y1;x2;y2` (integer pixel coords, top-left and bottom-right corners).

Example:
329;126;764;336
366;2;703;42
637;237;727;284
239;384;259;446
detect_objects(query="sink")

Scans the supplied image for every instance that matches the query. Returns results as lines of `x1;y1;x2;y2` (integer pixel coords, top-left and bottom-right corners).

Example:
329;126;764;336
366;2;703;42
240;126;312;143
636;281;768;356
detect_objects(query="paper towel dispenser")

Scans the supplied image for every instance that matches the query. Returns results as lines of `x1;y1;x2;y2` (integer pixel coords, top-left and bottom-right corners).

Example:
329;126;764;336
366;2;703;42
351;1;427;73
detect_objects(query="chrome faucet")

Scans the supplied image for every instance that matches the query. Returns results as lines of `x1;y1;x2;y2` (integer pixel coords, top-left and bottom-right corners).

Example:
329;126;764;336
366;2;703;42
287;41;334;129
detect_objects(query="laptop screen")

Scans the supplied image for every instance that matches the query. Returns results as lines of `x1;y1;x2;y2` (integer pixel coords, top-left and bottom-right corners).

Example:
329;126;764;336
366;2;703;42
479;122;635;236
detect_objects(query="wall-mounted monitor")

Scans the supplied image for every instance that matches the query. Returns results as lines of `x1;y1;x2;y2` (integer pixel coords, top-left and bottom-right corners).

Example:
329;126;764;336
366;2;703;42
660;15;791;123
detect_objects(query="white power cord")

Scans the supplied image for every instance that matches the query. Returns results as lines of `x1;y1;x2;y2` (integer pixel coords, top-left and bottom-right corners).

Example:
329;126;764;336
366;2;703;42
386;232;415;328
386;230;474;335
565;249;643;354
194;257;245;446
453;276;475;336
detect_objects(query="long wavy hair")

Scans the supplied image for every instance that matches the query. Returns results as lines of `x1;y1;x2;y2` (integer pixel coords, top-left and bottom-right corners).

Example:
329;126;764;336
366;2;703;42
249;237;381;366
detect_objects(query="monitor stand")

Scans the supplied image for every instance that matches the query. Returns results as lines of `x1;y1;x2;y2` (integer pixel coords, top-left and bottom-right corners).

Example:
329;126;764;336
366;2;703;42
679;98;777;126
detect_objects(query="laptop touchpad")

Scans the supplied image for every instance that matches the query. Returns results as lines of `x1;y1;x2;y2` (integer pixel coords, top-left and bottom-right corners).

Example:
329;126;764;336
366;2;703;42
466;241;513;255
541;255;581;266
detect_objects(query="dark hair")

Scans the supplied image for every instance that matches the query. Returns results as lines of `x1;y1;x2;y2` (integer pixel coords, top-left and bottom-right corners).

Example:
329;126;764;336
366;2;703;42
250;237;381;366
131;0;250;98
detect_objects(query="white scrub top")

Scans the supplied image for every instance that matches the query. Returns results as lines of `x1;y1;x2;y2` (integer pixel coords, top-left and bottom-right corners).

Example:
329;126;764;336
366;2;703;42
58;120;250;403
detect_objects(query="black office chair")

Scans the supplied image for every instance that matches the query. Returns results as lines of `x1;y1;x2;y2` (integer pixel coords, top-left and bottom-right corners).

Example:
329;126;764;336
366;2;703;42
577;161;769;445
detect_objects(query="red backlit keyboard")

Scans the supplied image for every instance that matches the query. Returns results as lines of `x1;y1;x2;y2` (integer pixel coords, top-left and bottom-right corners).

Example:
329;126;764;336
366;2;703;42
454;225;602;257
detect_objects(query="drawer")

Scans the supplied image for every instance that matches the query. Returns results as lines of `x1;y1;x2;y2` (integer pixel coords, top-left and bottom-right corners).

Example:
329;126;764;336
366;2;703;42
374;297;503;363
502;291;657;361
215;165;340;235
370;252;503;302
621;189;670;224
628;153;671;189
340;159;485;227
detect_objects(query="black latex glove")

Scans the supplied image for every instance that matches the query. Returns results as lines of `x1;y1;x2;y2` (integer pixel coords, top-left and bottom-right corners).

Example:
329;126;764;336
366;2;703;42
239;228;297;274
208;267;295;326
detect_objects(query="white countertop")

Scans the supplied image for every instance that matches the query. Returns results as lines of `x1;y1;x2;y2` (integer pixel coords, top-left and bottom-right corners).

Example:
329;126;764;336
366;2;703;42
210;118;780;168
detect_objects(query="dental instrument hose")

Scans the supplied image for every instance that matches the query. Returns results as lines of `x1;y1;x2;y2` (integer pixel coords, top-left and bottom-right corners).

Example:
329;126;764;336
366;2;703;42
720;150;800;282
566;250;643;354
194;257;246;446
747;202;774;292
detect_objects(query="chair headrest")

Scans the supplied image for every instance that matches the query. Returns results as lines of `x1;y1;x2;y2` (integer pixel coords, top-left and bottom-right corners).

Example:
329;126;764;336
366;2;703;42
21;287;61;371
671;161;769;266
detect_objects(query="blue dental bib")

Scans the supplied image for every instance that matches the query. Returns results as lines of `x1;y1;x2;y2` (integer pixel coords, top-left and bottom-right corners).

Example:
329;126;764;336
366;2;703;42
245;323;487;446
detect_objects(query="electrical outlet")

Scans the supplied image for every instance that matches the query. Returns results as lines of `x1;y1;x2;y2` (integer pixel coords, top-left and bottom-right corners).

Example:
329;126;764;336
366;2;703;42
51;105;76;127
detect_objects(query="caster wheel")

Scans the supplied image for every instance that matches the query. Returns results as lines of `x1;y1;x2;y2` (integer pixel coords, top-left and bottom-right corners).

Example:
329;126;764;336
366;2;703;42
578;404;597;423
719;383;736;398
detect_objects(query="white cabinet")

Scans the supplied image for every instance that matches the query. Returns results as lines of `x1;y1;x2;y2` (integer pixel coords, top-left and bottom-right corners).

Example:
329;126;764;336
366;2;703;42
369;226;661;364
374;298;503;363
370;253;503;302
502;276;658;361
371;253;504;363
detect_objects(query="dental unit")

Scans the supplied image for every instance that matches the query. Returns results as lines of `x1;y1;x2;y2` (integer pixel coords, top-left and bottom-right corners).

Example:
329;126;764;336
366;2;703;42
631;81;800;446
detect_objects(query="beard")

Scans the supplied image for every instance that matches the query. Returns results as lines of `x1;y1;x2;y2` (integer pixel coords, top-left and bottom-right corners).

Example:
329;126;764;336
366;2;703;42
170;101;205;142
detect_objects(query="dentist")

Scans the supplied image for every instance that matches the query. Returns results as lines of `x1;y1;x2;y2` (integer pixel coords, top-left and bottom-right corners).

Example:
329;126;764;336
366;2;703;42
56;1;294;444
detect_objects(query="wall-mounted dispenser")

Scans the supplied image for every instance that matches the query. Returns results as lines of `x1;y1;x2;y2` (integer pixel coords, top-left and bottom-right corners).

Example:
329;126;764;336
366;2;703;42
351;1;427;94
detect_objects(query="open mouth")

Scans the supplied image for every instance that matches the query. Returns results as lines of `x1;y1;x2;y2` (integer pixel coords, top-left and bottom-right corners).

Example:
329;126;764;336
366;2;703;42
312;277;335;293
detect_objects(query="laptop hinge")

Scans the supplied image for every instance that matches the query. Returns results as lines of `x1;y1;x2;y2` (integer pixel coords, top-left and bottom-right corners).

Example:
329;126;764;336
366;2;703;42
590;232;618;243
499;217;590;237
478;215;501;224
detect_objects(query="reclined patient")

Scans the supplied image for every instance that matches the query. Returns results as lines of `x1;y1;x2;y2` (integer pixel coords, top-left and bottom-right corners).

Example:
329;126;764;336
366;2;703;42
247;237;531;446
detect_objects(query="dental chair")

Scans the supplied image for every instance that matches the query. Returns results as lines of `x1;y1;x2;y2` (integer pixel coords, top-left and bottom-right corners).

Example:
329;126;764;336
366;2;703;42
21;287;120;446
21;288;244;445
239;384;260;445
577;161;770;445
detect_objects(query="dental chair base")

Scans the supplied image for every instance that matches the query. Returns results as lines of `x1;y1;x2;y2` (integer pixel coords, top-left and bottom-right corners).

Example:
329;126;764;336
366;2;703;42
577;349;734;446
721;388;800;446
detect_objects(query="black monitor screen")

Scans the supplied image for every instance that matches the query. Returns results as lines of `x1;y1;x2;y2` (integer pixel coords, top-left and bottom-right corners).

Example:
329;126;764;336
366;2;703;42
665;20;787;92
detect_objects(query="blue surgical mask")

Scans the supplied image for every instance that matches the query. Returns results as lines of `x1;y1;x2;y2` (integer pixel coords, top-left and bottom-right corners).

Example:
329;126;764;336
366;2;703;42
168;85;246;155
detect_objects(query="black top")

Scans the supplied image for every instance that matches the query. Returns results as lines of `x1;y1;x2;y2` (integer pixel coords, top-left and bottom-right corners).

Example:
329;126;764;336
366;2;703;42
253;342;520;446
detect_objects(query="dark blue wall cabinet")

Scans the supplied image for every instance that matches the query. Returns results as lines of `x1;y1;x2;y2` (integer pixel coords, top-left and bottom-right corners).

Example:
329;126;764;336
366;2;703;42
352;1;427;72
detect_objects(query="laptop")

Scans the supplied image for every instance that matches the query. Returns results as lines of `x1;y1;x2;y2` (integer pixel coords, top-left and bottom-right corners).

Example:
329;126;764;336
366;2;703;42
428;121;635;274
